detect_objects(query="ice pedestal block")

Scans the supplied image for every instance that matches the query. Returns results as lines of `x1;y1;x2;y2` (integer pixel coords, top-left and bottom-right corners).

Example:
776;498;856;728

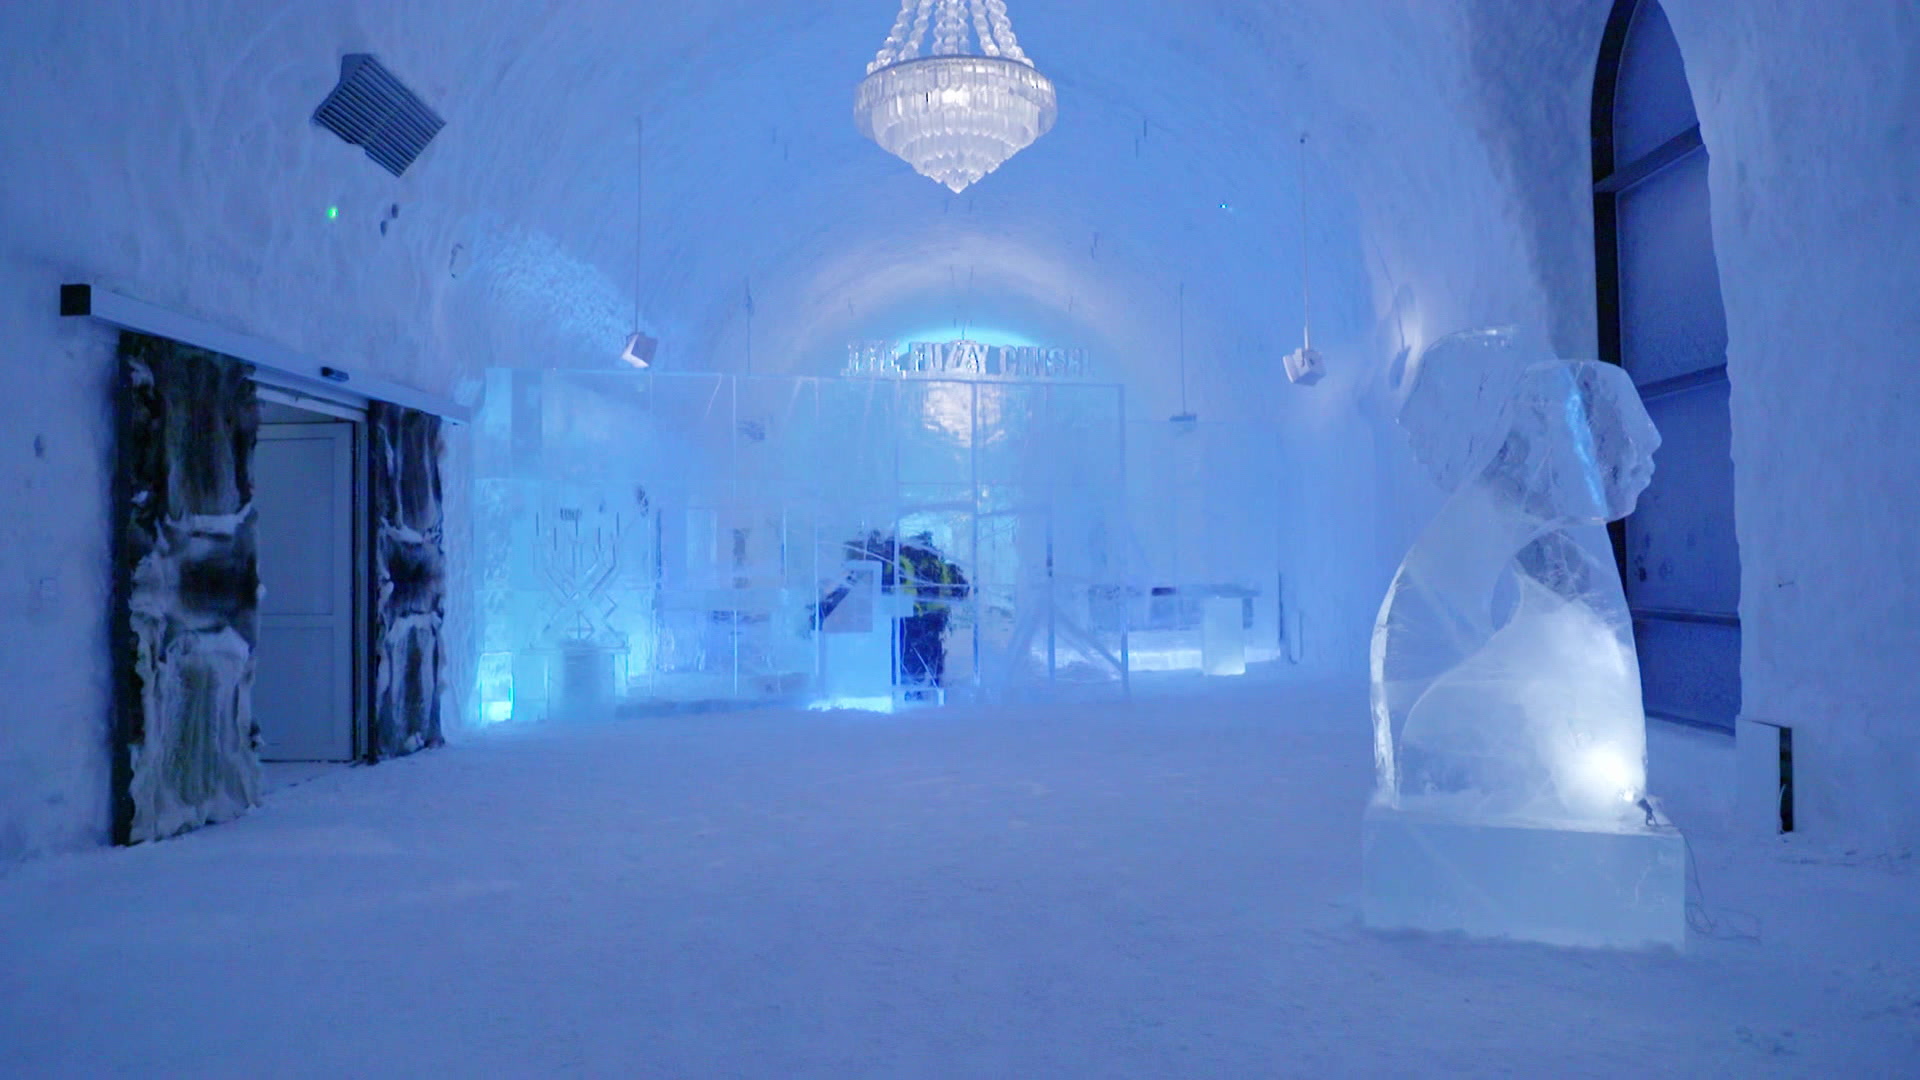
1201;596;1246;676
823;627;893;705
1362;802;1686;949
555;645;620;722
511;651;550;722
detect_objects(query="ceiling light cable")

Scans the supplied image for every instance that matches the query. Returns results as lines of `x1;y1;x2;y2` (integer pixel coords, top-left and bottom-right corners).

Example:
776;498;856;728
1299;133;1310;353
1179;280;1188;416
618;115;656;368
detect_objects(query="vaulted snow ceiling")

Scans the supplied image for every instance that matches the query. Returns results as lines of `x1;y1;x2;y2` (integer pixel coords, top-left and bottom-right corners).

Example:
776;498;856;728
446;0;1611;417
22;1;1616;422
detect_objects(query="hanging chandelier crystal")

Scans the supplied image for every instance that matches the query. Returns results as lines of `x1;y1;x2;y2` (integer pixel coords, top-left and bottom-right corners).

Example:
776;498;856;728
855;0;1057;194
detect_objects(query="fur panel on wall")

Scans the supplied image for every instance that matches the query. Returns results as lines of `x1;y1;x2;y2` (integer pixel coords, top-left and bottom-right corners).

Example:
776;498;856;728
368;402;446;759
113;332;263;844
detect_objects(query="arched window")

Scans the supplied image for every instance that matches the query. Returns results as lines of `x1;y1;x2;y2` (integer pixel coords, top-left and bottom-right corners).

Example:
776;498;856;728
1593;0;1740;733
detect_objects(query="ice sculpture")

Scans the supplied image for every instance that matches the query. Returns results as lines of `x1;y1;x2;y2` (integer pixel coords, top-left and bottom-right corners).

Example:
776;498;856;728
1364;327;1684;949
1372;328;1660;824
534;501;629;721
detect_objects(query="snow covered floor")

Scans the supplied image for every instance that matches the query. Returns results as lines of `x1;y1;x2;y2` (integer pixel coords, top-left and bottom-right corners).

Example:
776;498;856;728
2;682;1915;1078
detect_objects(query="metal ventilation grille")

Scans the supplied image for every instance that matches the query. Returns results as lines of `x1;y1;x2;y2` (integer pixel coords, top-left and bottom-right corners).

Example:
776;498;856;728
312;54;444;177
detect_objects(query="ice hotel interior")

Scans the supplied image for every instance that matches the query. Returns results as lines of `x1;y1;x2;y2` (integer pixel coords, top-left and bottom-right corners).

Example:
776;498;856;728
2;1;1917;1075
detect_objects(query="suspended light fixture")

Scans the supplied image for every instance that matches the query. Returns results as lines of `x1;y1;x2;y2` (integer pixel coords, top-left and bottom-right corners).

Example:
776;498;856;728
1283;133;1325;386
855;0;1057;194
1171;281;1197;430
622;116;655;369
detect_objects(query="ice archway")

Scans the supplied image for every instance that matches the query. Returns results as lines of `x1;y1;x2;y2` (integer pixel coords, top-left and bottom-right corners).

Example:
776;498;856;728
434;1;1581;403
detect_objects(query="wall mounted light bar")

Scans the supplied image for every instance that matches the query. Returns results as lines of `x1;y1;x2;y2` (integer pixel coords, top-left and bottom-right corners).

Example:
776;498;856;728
60;283;469;424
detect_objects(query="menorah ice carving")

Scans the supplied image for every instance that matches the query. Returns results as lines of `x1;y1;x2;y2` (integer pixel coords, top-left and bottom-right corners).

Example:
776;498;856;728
533;503;630;721
537;505;628;650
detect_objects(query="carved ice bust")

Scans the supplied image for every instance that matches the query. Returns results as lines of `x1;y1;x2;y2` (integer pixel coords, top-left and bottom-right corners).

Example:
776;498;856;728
1371;329;1662;824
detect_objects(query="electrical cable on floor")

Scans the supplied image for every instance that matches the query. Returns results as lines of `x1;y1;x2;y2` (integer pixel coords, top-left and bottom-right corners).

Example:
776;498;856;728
1682;830;1764;944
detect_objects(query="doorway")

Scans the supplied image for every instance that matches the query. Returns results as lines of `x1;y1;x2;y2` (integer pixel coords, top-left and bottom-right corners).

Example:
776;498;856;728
101;321;454;844
254;395;367;772
1593;0;1741;732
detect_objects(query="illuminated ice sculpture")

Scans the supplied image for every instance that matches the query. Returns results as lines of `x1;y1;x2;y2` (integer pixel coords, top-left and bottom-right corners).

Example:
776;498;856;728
1363;327;1686;949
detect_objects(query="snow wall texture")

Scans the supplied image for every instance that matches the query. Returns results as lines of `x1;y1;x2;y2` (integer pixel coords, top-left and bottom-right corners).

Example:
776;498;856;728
1;0;1916;859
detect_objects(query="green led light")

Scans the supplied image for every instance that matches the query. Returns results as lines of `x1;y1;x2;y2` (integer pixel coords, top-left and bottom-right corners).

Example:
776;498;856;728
326;206;339;220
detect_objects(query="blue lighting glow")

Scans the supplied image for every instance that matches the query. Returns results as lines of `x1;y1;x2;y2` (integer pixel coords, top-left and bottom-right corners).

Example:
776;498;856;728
890;327;1038;356
1563;372;1608;512
807;696;897;714
478;651;514;725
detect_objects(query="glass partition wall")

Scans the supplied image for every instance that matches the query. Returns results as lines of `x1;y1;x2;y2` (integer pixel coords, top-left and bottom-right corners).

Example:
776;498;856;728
475;370;1133;720
1125;419;1290;678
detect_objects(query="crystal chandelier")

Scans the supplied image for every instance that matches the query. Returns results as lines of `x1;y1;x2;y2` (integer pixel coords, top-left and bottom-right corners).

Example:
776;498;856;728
855;0;1057;193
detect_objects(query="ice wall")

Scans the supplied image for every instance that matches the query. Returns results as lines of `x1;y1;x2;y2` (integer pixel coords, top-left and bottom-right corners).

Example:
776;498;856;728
1468;0;1920;850
0;3;486;860
1668;0;1920;850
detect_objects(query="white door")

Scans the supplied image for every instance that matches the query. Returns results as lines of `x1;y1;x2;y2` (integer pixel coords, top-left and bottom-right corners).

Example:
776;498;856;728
255;423;356;761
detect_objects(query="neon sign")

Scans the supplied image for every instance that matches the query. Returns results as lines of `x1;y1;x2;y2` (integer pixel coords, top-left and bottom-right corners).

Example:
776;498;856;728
843;339;1093;380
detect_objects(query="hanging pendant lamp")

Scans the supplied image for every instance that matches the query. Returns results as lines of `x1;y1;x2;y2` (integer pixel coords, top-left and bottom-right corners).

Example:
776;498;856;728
855;0;1057;193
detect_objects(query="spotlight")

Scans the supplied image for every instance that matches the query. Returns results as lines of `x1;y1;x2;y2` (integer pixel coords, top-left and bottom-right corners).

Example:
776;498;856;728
1284;345;1324;385
1582;746;1642;806
621;331;656;369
